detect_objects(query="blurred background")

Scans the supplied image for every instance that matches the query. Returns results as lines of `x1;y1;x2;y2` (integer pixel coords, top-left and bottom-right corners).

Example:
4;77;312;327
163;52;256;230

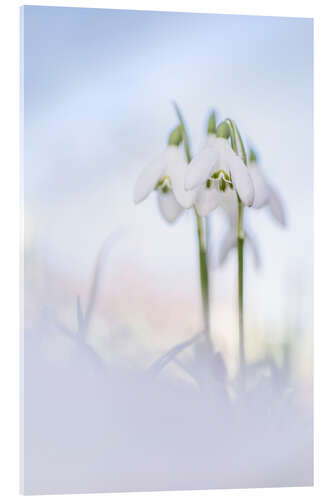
22;6;313;494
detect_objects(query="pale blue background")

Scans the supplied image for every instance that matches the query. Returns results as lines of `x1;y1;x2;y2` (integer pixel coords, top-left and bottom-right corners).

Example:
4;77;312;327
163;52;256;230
23;6;313;363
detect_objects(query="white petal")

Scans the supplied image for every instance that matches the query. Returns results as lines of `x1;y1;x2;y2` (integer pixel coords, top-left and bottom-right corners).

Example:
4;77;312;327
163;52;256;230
228;152;254;206
219;188;238;225
219;230;237;265
195;187;222;216
134;155;166;204
219;228;261;269
248;163;270;209
157;191;183;223
245;230;261;269
166;154;196;209
185;147;218;190
215;137;234;168
206;134;221;148
164;144;183;163
267;186;286;226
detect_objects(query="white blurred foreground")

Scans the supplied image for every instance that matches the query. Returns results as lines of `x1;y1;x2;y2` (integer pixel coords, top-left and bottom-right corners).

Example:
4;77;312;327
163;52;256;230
23;321;312;494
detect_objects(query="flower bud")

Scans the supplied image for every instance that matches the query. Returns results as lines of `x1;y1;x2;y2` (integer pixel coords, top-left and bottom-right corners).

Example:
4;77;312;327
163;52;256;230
216;121;231;139
207;111;217;135
168;126;183;146
248;149;257;163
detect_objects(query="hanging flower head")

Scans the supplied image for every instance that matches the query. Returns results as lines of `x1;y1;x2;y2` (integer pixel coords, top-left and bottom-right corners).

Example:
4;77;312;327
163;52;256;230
134;126;195;223
247;149;286;226
216;147;287;268
185;116;254;216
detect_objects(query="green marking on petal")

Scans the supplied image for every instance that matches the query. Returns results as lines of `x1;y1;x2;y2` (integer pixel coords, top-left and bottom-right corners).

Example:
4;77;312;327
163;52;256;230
219;178;226;191
211;170;222;179
221;170;231;182
156;175;172;193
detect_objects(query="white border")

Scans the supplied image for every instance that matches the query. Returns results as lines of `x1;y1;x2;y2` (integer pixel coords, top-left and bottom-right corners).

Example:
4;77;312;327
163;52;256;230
0;0;332;498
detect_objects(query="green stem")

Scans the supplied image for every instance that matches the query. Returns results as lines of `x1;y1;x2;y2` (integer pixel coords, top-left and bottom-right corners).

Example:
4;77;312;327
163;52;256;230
227;119;247;385
225;118;247;166
237;197;245;384
174;102;211;344
195;211;211;340
173;102;192;164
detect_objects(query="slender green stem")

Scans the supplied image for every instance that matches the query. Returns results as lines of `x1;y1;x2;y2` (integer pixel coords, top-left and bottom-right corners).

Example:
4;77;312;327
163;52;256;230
225;118;247;166
195;211;211;340
173;102;192;164
174;103;211;344
237;197;245;384
227;119;247;385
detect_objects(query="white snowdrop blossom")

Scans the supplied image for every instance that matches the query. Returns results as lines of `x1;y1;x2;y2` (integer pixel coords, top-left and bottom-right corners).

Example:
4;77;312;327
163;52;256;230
216;153;287;268
185;134;254;216
247;152;286;226
134;144;195;223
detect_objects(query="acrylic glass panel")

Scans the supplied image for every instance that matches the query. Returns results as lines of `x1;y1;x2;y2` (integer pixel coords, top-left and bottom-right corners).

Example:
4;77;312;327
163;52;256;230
21;5;313;494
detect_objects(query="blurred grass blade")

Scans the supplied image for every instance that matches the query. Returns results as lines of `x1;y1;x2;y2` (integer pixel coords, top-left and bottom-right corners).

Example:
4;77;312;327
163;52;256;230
147;332;202;377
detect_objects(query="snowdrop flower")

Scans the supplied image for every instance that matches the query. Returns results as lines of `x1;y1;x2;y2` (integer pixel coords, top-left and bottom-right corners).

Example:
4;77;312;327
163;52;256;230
247;150;286;226
216;148;287;268
134;127;196;223
185;121;254;216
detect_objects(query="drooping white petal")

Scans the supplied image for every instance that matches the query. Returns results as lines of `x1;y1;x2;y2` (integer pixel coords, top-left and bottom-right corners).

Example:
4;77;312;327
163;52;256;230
164;144;182;163
219;229;237;265
267;186;286;226
219;226;261;269
195;186;222;216
166;154;196;209
227;151;254;207
206;134;220;147
134;155;166;204
157;191;183;223
248;163;270;209
246;230;261;269
185;147;218;190
219;188;238;225
214;137;233;170
219;228;261;269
